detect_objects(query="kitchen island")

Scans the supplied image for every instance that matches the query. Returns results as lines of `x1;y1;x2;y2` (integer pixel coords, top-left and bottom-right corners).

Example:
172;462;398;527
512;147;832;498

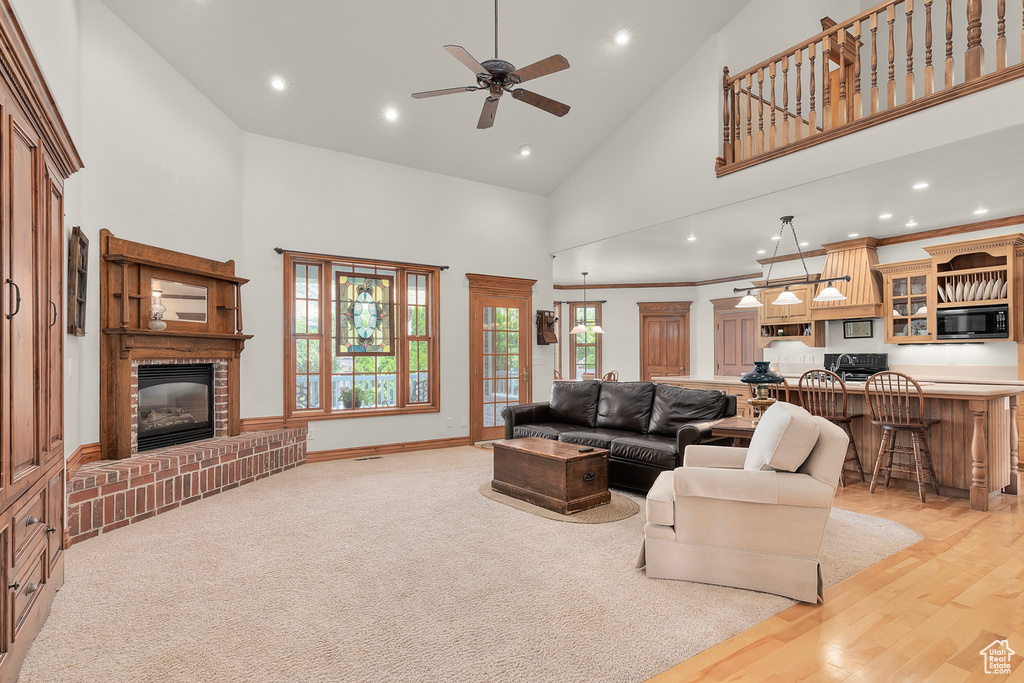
655;375;1023;511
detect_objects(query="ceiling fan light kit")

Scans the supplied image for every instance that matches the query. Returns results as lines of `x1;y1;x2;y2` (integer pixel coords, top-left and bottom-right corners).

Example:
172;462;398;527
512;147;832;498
411;0;571;129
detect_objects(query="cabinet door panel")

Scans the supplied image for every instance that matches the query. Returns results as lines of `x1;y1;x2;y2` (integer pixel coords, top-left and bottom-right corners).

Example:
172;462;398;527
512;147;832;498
7;117;41;489
44;170;63;459
45;467;63;576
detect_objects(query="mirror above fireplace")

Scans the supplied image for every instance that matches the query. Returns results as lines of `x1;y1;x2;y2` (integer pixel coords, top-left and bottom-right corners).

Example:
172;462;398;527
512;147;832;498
152;278;208;323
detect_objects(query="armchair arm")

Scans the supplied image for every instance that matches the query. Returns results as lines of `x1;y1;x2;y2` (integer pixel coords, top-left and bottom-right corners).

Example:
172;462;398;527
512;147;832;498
672;468;836;509
500;402;551;440
682;445;748;469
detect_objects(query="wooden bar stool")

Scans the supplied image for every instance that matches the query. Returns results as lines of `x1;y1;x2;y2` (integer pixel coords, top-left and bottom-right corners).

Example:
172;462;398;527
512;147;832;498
864;371;940;503
797;369;865;487
602;370;619;381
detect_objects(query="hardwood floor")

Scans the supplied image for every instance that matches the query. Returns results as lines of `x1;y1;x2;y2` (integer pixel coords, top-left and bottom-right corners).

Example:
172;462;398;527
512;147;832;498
649;481;1023;681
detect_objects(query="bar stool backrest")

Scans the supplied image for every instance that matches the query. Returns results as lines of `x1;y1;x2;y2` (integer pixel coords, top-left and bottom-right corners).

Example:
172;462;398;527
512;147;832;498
748;377;791;403
865;371;925;425
602;370;619;381
798;369;848;418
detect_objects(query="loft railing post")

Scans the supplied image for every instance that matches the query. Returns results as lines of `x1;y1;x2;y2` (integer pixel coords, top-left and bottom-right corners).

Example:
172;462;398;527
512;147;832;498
822;33;832;131
925;1;935;95
745;73;753;158
795;49;803;141
906;0;916;102
887;5;897;107
809;42;817;134
852;22;863;120
996;0;1006;70
782;55;790;145
723;67;734;165
757;68;765;153
769;62;777;149
838;30;848;126
733;79;742;160
965;0;985;81
945;0;955;87
871;12;880;113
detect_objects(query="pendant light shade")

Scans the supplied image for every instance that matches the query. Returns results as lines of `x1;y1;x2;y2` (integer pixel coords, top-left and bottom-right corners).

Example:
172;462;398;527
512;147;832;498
771;286;802;306
735;291;763;308
570;271;605;334
590;324;605;334
569;322;588;334
813;283;847;302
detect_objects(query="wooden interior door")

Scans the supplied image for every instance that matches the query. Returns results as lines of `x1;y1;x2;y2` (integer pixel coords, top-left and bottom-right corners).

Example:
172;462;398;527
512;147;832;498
467;274;535;443
713;298;761;377
638;302;691;381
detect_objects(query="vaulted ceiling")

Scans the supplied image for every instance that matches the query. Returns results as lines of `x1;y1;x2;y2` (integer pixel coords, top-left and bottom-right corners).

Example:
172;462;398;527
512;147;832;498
99;0;751;196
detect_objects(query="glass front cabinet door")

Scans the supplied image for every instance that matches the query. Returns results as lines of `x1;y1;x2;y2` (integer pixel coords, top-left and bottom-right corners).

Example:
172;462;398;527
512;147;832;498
882;265;934;344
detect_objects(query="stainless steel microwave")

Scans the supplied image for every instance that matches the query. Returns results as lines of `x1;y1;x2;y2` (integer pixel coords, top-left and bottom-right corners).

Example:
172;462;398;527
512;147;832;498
936;304;1009;340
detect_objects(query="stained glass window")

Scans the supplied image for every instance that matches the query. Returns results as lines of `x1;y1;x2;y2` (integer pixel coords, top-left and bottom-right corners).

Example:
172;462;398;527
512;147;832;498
335;272;394;355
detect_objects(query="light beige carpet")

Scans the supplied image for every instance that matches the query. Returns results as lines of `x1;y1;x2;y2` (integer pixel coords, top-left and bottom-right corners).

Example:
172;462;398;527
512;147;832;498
22;446;921;683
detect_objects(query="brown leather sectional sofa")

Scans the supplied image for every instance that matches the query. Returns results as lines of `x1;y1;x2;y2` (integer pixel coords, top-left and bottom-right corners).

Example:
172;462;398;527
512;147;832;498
501;380;736;492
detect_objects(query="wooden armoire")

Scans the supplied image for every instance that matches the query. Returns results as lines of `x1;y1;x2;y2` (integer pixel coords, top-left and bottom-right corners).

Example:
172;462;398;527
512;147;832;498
0;1;82;680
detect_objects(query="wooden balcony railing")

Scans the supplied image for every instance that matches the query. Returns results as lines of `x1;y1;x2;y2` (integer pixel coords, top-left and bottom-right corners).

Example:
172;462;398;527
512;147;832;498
717;0;1024;176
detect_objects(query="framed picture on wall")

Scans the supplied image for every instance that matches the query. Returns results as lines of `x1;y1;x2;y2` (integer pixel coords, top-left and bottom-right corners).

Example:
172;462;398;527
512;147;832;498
843;319;873;339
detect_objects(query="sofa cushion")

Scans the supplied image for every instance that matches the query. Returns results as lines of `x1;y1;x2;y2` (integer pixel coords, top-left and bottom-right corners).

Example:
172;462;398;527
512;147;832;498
596;381;656;432
549;380;601;427
648;384;728;436
744;402;820;472
511;423;580;440
609;434;679;470
558;428;637;449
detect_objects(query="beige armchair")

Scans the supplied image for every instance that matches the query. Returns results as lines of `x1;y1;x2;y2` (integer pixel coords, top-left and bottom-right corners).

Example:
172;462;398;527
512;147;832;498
636;401;849;603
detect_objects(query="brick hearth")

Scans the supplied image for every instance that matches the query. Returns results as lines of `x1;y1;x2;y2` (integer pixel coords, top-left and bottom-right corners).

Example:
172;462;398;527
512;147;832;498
67;428;306;545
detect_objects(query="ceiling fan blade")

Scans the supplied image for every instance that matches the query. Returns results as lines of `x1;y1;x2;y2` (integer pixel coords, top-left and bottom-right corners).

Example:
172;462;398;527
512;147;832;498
411;86;480;99
509;54;570;84
512;89;570;117
444;45;491;79
477;95;501;129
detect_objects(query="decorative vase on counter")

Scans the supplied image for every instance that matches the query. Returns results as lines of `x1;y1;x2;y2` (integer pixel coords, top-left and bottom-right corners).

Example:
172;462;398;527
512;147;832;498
740;361;785;425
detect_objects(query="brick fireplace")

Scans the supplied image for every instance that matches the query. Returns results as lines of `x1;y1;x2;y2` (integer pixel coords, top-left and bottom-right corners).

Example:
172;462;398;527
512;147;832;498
131;358;228;454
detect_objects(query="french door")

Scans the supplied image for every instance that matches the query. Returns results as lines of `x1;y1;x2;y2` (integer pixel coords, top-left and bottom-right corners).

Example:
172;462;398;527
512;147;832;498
467;275;535;443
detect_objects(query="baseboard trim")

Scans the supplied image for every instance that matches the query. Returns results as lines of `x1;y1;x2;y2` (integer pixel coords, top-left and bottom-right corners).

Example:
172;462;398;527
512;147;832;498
307;436;473;463
66;442;102;480
241;416;308;432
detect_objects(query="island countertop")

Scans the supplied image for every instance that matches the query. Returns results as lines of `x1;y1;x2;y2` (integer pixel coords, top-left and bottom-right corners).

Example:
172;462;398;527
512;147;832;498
653;375;1022;511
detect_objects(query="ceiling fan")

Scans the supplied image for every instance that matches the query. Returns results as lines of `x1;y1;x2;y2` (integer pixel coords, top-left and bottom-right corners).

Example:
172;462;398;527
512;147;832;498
411;0;571;129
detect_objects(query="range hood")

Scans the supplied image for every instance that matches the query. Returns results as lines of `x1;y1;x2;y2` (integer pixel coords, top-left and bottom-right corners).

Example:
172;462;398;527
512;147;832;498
810;237;884;320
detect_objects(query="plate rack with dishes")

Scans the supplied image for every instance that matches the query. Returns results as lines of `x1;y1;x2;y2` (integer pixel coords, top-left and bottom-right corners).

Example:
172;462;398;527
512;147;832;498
935;267;1008;306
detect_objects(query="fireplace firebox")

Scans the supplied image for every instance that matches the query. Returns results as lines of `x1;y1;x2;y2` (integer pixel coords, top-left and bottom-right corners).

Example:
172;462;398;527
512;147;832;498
137;364;214;451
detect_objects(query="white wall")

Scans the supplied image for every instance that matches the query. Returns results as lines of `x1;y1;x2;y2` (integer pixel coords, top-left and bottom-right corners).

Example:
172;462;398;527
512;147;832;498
239;134;552;451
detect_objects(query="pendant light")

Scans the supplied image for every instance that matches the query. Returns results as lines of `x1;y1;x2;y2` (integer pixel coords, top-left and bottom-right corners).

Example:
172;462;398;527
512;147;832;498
735;215;850;306
569;272;603;334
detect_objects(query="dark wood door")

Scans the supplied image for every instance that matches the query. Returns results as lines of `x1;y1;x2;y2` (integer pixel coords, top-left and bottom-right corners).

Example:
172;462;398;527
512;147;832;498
43;169;64;464
467;275;535;443
715;306;761;377
638;302;691;381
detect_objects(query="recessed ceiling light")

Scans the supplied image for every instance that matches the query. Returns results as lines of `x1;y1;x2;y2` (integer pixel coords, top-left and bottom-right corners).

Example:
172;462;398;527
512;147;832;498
799;242;809;247
613;27;632;45
906;219;918;227
269;74;288;91
974;207;989;215
517;144;532;156
757;249;766;254
879;213;893;219
771;235;782;240
384;106;399;121
848;233;860;237
912;181;929;190
687;235;697;242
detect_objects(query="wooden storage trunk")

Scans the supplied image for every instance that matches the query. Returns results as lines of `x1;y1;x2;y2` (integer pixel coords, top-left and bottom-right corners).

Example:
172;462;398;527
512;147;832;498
491;437;610;514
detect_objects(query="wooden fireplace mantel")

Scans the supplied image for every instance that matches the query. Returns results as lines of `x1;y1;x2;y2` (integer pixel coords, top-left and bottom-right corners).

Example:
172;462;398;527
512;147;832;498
99;230;253;460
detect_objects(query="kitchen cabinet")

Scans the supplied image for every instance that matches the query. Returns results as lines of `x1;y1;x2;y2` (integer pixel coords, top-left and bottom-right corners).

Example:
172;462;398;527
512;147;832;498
756;283;824;348
876;260;934;343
